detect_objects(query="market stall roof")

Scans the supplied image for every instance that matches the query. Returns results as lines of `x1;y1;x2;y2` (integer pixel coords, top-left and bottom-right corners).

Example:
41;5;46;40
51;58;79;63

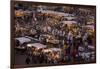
15;37;31;44
63;16;76;20
40;10;74;17
62;21;77;26
50;48;61;52
43;48;61;53
25;36;39;42
85;25;94;29
88;45;95;50
43;49;52;53
27;43;47;48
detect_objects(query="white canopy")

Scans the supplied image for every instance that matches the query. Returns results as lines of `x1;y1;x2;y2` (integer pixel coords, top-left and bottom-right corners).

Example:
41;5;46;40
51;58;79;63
43;49;52;53
62;21;77;26
82;25;94;29
15;37;31;44
43;48;61;53
40;10;74;17
64;16;76;20
27;43;47;48
85;25;94;29
50;48;61;52
88;45;95;50
25;36;39;41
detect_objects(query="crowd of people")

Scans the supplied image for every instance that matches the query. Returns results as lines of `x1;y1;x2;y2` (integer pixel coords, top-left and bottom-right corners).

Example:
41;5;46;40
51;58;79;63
25;47;61;64
14;3;96;65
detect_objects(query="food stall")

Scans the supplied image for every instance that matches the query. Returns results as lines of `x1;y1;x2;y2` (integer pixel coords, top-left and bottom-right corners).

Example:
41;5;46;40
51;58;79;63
43;48;61;61
15;37;32;53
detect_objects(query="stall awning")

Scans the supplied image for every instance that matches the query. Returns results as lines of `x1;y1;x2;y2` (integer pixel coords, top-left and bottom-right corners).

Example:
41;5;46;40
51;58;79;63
62;21;77;26
50;48;61;52
27;43;47;48
15;37;31;44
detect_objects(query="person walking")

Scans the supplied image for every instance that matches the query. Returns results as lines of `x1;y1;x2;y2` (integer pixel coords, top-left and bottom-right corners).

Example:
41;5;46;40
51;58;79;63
25;57;31;64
